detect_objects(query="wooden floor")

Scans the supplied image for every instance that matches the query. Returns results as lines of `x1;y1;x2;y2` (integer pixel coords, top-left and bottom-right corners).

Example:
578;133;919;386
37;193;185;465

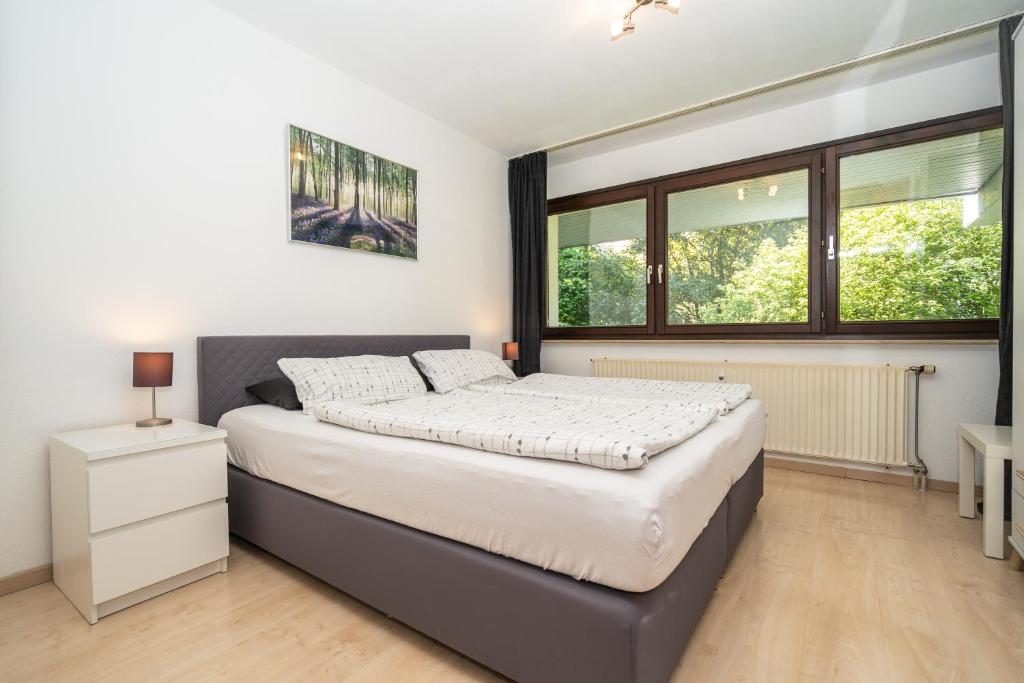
2;468;1024;682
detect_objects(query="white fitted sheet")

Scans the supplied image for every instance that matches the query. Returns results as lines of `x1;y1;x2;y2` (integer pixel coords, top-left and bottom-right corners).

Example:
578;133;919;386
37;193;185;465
221;398;766;592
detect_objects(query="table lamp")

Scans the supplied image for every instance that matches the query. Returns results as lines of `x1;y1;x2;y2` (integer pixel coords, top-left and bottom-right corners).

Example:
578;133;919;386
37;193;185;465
502;341;519;362
133;352;173;427
502;341;519;376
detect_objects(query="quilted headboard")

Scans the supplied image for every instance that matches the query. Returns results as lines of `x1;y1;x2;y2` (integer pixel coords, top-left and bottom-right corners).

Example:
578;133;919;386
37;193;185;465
196;334;471;426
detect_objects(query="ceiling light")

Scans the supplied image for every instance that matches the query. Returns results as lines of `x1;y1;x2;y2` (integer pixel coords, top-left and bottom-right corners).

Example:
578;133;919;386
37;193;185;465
612;0;681;41
610;17;635;40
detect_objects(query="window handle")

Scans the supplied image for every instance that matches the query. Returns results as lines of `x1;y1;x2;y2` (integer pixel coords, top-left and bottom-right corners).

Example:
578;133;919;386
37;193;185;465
827;236;836;260
647;264;653;285
657;264;664;284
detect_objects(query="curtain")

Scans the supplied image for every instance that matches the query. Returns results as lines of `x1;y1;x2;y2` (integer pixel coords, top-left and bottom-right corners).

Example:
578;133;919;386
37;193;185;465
508;151;547;376
997;16;1018;427
995;16;1019;520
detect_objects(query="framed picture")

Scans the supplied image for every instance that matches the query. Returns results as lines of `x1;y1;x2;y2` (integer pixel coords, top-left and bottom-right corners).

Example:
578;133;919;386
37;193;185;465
289;124;418;259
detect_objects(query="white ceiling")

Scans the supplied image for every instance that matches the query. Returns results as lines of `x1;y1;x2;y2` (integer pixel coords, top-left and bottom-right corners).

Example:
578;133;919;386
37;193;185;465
209;0;1022;157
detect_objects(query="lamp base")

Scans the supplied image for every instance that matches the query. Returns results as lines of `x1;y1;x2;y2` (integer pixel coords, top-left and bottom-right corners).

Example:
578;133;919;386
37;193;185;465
136;417;173;428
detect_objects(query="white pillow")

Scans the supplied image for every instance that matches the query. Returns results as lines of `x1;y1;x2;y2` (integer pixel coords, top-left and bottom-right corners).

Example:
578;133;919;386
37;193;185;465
277;355;426;414
412;349;516;394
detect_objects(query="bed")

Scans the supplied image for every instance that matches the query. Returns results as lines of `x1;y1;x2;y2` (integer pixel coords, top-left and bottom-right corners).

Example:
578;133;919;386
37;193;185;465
197;335;764;683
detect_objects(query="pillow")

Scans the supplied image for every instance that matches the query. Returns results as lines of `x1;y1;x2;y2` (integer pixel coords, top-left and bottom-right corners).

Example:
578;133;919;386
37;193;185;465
412;349;517;394
277;355;426;414
245;377;302;411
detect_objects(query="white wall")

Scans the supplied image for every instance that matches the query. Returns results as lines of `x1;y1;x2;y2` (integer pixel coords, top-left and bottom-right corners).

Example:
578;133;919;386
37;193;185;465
0;0;510;576
545;41;1003;485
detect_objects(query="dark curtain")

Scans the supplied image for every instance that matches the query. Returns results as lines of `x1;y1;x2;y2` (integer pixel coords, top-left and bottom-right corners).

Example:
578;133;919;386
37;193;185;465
508;151;547;376
995;16;1019;520
997;15;1019;428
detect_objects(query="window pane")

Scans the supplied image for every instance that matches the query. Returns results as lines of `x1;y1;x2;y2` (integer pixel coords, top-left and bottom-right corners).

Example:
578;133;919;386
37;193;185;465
547;199;647;328
838;129;1003;322
666;169;809;325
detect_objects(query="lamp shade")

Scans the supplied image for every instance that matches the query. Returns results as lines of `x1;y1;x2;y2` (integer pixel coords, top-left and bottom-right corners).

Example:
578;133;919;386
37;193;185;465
133;352;173;388
501;342;519;361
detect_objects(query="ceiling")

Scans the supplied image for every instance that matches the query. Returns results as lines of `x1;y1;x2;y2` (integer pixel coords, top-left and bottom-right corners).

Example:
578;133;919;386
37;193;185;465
210;0;1022;157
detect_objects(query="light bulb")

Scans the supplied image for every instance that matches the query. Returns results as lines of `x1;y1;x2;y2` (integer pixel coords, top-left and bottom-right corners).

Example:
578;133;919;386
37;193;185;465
610;17;634;41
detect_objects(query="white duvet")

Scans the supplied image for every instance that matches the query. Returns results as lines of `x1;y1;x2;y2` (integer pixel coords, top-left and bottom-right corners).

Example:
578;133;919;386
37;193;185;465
467;372;752;415
315;389;719;470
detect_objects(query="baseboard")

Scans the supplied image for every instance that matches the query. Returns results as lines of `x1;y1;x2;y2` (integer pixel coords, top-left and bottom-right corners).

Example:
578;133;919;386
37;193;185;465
0;564;52;598
764;456;976;494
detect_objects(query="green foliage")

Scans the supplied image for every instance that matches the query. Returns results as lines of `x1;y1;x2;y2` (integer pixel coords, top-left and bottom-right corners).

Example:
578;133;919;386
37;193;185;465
837;199;1000;321
667;219;806;324
554;198;1000;328
557;242;646;327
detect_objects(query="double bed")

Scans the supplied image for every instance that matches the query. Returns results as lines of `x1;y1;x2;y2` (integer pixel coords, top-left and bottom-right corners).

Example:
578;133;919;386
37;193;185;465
197;335;765;683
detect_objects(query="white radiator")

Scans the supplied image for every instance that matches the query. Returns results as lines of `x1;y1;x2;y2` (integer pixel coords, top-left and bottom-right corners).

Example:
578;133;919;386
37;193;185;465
591;358;909;467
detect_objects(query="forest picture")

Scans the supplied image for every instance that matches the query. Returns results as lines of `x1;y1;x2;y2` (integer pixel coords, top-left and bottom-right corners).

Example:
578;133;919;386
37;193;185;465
289;125;417;259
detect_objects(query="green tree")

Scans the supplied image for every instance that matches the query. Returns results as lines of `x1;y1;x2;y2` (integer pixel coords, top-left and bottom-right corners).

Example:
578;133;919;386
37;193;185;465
667;219;805;323
557;240;646;327
837;199;1000;321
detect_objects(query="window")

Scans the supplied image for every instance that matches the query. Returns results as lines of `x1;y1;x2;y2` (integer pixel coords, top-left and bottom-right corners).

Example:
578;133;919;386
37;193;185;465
665;168;810;326
833;128;1003;333
547;196;649;330
545;109;1002;340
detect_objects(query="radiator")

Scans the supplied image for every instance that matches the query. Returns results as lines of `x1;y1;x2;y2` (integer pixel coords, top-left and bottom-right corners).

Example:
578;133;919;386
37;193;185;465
591;358;909;467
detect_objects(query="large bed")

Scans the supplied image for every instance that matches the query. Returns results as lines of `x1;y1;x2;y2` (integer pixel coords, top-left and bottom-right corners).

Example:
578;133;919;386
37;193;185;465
197;335;764;683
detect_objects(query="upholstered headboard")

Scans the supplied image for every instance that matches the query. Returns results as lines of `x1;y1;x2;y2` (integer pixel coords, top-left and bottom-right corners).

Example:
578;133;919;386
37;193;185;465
196;334;471;426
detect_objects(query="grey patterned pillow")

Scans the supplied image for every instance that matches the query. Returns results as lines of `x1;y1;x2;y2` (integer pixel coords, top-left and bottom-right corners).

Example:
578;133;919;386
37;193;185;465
412;349;516;394
277;355;426;414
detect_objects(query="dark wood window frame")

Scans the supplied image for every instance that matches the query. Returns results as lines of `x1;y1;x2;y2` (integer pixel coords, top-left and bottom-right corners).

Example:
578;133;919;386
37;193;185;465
544;107;1003;341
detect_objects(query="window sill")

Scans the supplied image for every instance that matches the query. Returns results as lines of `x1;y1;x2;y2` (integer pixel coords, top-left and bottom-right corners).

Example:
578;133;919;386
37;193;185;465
542;337;997;346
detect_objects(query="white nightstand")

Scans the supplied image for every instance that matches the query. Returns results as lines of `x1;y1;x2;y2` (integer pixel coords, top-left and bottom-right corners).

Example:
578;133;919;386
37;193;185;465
49;419;229;624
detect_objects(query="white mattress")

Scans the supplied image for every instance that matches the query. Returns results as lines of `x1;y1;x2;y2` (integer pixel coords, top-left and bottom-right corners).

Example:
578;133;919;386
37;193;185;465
220;398;766;592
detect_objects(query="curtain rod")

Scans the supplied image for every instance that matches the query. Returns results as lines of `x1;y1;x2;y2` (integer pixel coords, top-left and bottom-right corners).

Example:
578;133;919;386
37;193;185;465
539;11;1020;155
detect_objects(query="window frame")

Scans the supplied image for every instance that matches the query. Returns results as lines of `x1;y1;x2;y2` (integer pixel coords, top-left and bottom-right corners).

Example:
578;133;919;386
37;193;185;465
543;107;1003;341
545;185;656;338
824;110;1004;339
655;151;822;337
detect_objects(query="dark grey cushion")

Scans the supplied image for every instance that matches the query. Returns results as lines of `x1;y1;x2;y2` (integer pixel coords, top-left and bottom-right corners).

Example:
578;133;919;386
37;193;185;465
245;377;301;411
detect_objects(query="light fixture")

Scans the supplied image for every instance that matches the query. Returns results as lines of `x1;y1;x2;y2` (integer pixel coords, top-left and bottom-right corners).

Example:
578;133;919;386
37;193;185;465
611;0;681;41
737;187;745;201
610;17;635;41
768;185;778;197
133;352;174;427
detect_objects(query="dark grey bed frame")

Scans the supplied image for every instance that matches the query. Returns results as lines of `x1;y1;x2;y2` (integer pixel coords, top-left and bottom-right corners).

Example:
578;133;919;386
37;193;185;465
197;335;763;683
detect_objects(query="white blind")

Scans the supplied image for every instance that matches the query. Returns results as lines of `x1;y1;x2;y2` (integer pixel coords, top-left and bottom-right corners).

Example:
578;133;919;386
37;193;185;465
551;198;646;249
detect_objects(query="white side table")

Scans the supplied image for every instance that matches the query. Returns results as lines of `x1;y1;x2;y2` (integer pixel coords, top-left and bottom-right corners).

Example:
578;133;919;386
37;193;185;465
958;423;1012;559
50;419;229;623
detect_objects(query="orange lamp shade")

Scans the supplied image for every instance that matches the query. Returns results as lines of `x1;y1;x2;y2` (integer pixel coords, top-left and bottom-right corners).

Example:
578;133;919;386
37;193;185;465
133;352;173;388
502;342;519;361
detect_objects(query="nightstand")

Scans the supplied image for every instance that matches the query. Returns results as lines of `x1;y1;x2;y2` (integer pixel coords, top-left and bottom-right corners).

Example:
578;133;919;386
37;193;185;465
49;420;229;624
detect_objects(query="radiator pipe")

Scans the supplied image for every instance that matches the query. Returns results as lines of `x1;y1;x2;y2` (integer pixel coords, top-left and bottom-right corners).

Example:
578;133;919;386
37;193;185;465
906;365;932;491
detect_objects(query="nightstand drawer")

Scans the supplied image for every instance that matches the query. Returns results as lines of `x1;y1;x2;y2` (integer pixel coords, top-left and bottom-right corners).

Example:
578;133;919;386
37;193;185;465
90;502;228;603
88;441;227;533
